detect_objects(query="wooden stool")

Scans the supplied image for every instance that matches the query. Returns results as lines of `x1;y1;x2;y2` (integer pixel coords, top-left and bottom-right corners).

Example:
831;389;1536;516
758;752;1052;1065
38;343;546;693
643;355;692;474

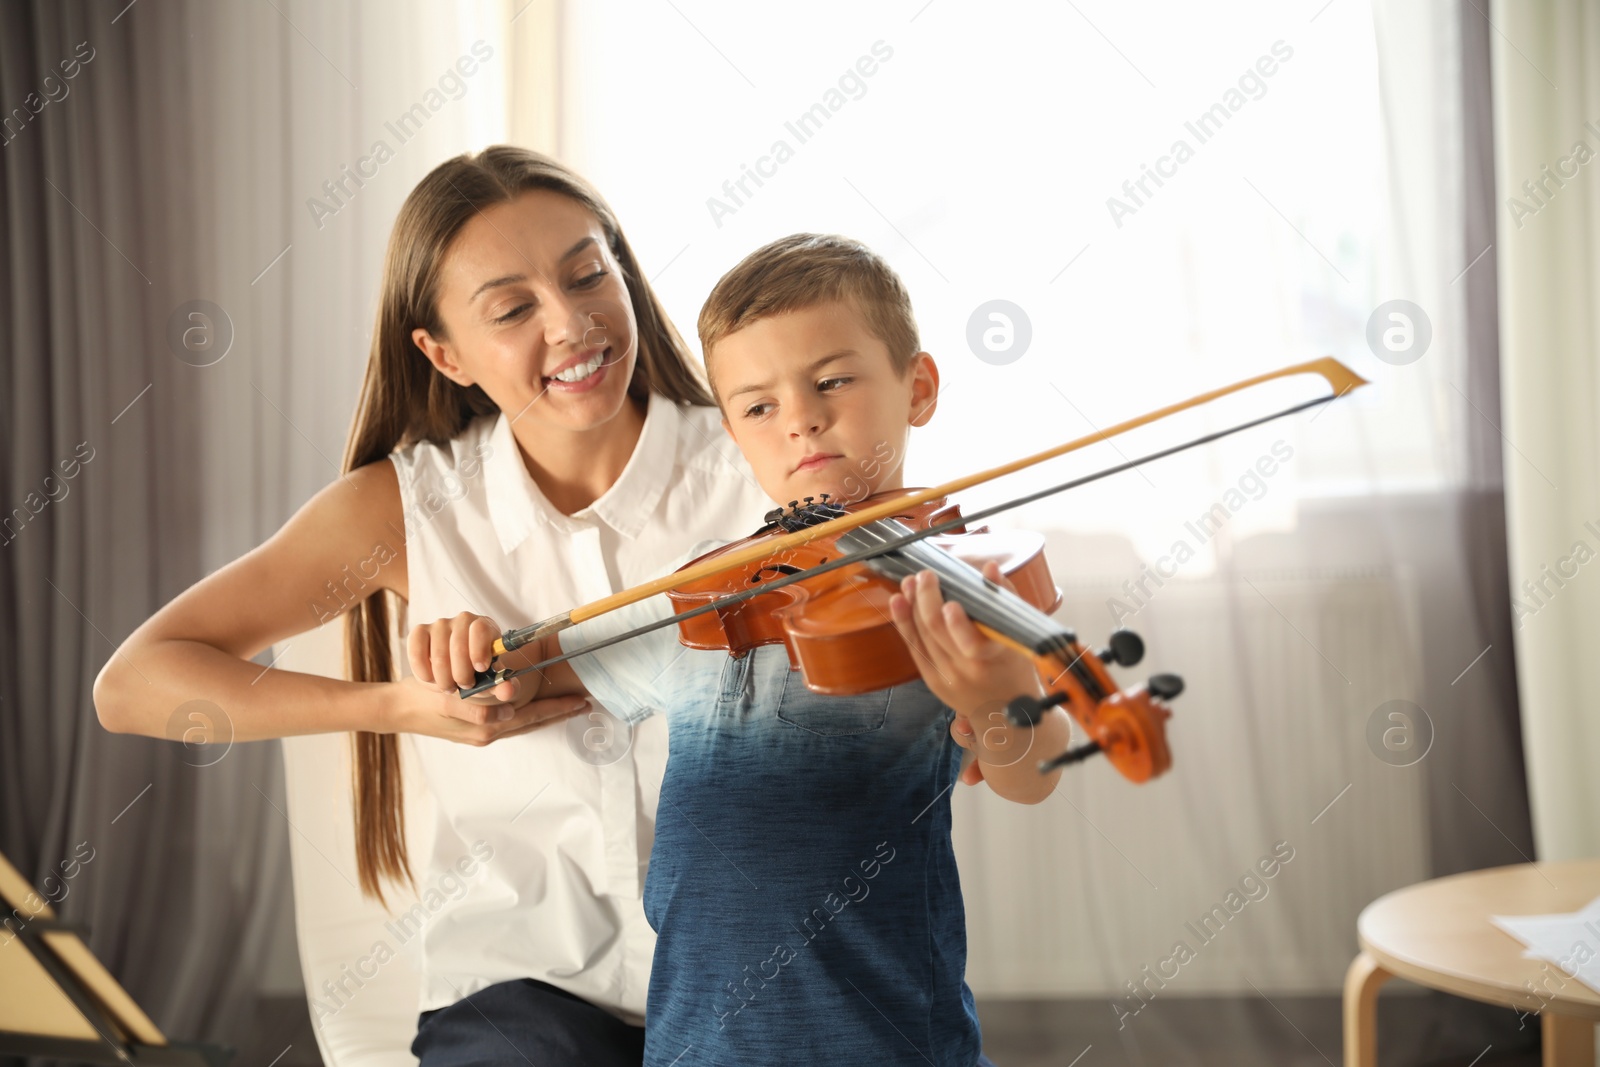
1345;860;1600;1067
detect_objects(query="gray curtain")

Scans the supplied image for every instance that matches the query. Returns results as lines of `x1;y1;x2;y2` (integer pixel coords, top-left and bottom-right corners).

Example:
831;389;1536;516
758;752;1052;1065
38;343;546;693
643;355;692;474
1440;0;1534;878
1;1;290;1062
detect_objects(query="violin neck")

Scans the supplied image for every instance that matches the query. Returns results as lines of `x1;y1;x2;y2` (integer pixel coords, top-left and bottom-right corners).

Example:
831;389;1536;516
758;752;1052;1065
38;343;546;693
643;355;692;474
843;519;1070;658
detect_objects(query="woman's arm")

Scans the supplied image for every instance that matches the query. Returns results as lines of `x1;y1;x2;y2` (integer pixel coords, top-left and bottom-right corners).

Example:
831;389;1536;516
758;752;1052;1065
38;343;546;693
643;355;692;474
93;461;586;745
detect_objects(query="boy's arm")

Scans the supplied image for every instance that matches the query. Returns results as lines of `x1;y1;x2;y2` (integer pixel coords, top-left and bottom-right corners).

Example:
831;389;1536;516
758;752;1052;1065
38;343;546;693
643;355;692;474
499;634;589;703
512;539;731;715
888;565;1070;805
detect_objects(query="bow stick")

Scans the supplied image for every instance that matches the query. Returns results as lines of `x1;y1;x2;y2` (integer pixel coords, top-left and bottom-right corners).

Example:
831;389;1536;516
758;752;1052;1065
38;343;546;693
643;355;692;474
458;356;1367;698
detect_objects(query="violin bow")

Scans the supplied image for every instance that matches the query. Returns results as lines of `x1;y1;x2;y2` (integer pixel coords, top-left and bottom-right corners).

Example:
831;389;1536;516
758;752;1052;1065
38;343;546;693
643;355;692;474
459;356;1367;697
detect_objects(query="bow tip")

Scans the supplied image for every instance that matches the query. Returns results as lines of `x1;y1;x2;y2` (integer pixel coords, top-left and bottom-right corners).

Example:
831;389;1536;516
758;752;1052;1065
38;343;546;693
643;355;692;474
1311;356;1370;396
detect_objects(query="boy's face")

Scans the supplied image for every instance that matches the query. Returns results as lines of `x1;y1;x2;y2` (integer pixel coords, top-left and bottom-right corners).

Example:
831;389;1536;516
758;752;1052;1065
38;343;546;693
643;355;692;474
712;300;939;507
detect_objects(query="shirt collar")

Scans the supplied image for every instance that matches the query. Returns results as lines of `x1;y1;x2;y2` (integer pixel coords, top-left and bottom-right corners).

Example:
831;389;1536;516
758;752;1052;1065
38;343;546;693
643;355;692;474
483;392;682;554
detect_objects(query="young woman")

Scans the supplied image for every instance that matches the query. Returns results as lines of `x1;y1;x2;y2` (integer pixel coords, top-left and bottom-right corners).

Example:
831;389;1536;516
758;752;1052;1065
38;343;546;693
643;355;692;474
94;147;775;1066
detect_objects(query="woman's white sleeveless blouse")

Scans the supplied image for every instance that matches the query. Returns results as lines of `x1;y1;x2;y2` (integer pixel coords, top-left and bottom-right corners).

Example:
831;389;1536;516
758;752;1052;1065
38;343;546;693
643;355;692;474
388;394;772;1023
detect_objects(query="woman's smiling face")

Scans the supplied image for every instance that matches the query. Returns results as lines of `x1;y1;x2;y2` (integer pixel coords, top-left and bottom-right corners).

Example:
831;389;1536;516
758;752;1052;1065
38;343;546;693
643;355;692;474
414;187;640;432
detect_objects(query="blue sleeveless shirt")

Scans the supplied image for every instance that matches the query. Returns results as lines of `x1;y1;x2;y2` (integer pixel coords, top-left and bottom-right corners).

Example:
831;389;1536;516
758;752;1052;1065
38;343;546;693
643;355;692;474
564;573;982;1067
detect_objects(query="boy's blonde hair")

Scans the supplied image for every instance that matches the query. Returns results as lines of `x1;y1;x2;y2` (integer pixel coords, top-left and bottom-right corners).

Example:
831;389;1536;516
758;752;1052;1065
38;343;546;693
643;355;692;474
697;233;919;402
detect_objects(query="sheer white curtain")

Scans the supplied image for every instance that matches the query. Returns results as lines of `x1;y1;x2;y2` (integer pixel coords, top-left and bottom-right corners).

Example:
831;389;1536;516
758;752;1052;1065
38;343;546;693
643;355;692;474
562;1;1531;1052
1490;0;1600;862
563;0;1462;513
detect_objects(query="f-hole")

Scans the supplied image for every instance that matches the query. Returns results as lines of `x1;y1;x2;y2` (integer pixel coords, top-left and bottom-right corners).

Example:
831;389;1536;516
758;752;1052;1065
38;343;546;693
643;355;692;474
749;563;804;585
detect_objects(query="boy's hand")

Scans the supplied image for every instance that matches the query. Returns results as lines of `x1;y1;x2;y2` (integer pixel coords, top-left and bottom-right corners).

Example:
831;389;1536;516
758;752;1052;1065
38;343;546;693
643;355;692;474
958;754;986;786
408;611;524;699
888;563;1044;721
405;612;588;739
888;563;1066;803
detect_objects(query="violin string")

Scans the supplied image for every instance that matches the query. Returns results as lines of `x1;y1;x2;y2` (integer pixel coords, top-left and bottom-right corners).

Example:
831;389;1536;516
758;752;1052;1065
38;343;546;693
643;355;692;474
940;554;1055;652
463;391;1335;695
854;522;1058;655
891;524;1124;704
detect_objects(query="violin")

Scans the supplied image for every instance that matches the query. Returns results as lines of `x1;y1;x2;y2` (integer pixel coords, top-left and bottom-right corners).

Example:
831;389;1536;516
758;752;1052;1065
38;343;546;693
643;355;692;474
668;490;1178;783
460;358;1368;789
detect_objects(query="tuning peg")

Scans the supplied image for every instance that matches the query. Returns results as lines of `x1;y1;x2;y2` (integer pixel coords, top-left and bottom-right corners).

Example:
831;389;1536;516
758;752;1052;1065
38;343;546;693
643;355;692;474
1006;690;1070;726
1098;629;1144;667
1039;741;1103;773
1147;673;1184;700
788;499;799;510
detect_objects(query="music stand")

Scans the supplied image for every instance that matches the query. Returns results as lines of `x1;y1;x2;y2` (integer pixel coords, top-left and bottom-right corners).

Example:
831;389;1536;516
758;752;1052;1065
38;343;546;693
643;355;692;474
0;849;231;1066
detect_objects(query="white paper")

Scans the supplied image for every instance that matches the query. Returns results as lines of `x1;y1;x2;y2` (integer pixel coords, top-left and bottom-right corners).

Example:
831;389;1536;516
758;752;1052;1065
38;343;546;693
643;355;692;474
1491;894;1600;995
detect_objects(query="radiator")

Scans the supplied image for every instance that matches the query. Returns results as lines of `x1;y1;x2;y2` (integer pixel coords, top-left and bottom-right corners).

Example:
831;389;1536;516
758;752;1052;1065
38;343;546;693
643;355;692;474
954;568;1431;997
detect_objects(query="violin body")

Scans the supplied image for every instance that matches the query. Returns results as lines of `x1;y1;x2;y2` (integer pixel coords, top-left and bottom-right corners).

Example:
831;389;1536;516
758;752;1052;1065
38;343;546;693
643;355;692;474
668;491;1061;695
667;491;1177;783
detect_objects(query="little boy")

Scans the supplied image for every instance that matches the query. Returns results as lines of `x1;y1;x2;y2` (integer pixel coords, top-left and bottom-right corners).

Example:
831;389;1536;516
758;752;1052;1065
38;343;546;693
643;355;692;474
415;234;1070;1066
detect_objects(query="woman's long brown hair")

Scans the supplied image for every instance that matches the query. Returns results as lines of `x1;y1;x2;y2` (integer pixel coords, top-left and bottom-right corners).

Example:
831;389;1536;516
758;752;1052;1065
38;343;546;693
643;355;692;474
341;146;713;906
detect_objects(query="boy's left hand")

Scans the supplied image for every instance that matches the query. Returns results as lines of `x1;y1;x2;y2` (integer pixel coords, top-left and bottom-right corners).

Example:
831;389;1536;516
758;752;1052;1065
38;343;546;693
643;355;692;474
887;563;1045;760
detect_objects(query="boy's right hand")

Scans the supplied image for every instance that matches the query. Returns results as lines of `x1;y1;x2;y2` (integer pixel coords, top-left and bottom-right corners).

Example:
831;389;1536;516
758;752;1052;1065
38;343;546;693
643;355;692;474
408;611;523;695
401;612;588;746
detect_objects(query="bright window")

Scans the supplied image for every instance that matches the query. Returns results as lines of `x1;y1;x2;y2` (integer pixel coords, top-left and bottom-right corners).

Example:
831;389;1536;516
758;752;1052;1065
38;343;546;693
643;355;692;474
564;1;1450;569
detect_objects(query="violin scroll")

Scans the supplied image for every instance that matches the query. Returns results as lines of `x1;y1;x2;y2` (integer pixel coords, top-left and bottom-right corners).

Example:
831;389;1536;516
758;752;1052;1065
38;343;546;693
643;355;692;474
1008;628;1180;784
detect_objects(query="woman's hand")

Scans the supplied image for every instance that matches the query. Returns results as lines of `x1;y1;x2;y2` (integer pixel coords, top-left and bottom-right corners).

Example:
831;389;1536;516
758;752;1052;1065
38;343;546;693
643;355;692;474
392;675;588;746
402;611;588;745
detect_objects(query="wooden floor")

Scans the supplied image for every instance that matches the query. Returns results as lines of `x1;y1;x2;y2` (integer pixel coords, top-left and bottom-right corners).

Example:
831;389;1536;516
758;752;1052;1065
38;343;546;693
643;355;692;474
247;990;1544;1067
977;993;1541;1067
